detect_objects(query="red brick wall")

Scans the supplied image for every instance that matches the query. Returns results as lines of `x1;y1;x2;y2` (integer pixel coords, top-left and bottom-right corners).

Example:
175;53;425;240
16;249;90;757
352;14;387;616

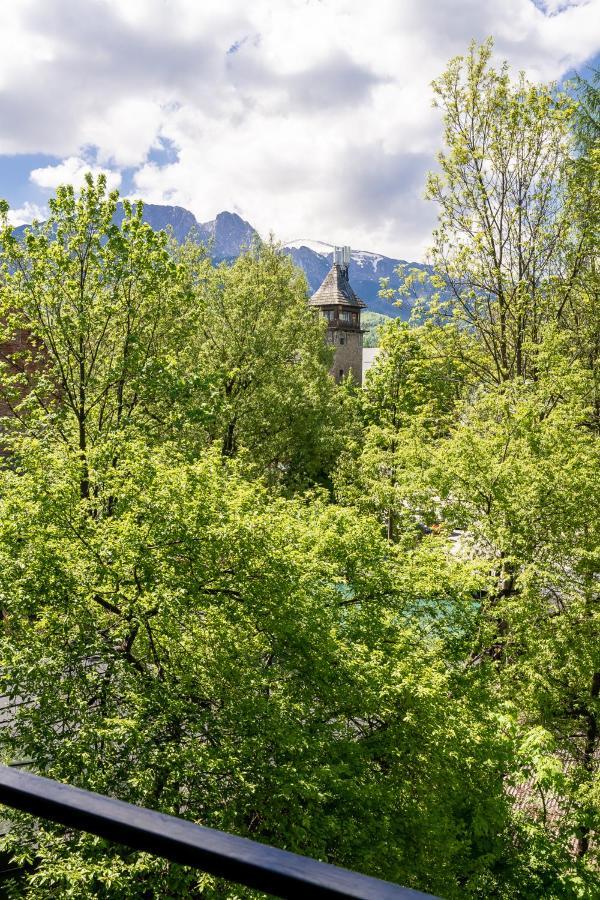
0;328;48;419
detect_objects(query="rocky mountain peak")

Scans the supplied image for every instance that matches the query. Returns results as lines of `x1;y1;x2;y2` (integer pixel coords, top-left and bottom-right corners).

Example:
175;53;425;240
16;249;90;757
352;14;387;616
205;211;258;259
10;201;437;318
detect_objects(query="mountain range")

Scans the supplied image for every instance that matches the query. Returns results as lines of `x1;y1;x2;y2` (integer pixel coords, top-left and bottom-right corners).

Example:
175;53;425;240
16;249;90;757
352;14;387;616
15;203;437;319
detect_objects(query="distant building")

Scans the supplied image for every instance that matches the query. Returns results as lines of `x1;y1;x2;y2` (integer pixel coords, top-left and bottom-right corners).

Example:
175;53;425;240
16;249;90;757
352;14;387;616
0;329;47;420
361;347;381;382
309;246;366;385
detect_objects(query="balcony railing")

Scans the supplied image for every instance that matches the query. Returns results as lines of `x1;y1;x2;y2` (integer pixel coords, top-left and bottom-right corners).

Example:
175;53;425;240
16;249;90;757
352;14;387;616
0;765;437;899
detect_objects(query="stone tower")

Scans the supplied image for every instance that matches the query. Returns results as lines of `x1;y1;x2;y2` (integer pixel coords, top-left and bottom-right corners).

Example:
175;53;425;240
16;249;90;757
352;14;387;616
309;246;366;385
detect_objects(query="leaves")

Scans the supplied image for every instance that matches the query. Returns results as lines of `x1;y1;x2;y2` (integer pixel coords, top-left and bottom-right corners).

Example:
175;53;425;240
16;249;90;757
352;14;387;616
0;53;599;898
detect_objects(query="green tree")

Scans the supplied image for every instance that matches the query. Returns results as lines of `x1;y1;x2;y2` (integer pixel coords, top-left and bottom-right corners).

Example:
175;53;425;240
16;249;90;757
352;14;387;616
425;39;584;383
430;365;600;890
565;69;600;431
361;310;392;347
180;241;340;487
0;175;196;504
0;181;341;496
0;441;514;898
335;320;472;541
419;48;600;889
336;45;600;894
0;179;519;899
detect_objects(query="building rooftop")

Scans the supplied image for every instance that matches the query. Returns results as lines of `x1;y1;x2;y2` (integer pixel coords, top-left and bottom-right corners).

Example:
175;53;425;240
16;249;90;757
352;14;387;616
309;263;366;309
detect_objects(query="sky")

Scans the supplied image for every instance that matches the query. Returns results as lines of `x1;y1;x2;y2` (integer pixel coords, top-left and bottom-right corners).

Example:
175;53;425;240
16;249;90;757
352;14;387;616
0;0;599;260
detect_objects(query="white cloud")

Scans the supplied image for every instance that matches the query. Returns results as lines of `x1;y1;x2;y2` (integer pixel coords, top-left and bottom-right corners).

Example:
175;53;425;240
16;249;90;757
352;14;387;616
30;157;122;192
7;201;47;227
0;0;598;258
82;98;165;168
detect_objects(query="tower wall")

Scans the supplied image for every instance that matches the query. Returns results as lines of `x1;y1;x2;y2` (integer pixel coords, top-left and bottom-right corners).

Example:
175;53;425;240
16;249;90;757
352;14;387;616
309;256;365;386
328;327;363;385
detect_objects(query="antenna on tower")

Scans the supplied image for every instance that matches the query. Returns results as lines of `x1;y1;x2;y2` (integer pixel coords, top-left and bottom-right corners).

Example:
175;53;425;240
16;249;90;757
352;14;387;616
334;245;351;274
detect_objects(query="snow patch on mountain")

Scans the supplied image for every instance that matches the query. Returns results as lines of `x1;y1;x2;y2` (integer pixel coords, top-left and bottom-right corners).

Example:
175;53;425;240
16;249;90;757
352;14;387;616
352;250;384;272
285;241;388;273
283;239;334;255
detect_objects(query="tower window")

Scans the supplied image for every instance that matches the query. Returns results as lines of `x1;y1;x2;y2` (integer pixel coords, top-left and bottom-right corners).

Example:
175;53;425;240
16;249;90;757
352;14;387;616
339;369;344;378
340;335;345;344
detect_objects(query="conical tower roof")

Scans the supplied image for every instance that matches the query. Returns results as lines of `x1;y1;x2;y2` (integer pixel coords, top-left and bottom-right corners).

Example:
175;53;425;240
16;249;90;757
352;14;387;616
309;263;366;309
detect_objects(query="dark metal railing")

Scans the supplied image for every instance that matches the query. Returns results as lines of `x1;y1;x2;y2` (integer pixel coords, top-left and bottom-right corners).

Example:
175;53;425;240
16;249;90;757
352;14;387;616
0;766;437;899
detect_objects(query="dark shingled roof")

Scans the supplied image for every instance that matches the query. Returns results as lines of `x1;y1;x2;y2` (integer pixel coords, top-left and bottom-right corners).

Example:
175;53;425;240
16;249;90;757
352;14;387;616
309;264;366;309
